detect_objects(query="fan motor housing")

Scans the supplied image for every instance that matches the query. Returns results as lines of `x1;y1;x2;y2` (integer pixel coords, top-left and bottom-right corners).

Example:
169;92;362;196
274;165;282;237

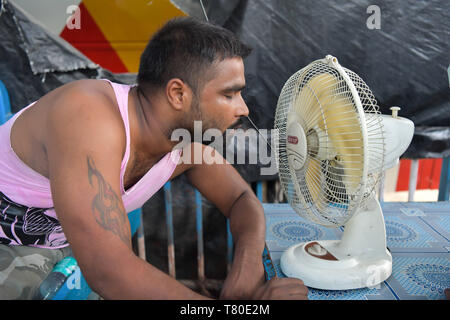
286;121;308;171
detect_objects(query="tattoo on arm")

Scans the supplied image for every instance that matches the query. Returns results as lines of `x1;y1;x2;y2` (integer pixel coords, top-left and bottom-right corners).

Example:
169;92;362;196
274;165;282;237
87;156;131;247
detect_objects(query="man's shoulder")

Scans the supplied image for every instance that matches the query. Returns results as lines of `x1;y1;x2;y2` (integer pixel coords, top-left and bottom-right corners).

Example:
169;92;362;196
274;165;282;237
48;79;123;128
45;79;126;150
55;79;117;110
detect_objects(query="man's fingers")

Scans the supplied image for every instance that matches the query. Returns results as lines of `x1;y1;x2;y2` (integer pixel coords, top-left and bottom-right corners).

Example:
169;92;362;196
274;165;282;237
268;277;305;286
252;277;310;300
271;277;307;289
274;282;308;294
264;277;309;299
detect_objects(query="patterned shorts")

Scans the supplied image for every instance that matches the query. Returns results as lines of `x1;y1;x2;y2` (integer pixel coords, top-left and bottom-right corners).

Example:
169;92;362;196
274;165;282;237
0;190;72;299
0;244;71;299
0;191;67;247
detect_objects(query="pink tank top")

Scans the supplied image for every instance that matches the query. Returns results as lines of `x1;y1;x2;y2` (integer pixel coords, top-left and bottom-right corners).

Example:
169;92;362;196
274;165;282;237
0;80;181;248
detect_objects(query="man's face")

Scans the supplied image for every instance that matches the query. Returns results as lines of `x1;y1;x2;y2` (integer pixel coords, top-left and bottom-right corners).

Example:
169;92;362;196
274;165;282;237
190;57;249;134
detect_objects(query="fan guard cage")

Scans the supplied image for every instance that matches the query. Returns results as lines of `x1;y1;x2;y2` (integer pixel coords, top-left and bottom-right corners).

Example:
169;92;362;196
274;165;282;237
275;57;385;227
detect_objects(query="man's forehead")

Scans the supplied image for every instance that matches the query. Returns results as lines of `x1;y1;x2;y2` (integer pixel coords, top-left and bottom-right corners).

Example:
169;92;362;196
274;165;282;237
204;57;246;89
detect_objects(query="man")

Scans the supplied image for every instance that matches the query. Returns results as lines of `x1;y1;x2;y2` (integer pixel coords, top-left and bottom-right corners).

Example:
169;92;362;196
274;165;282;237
0;17;308;299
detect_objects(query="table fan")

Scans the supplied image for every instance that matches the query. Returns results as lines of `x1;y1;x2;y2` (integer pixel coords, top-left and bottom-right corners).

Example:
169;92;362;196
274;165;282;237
275;55;414;290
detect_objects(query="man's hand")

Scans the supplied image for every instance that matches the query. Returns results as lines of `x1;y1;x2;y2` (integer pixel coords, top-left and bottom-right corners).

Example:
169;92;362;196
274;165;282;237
219;248;265;300
251;278;309;300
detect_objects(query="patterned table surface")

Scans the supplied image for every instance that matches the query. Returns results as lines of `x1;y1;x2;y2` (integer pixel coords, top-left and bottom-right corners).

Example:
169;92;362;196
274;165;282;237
262;202;450;300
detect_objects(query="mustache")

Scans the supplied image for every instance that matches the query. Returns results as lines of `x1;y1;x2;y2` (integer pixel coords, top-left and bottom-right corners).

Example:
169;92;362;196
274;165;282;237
229;117;245;130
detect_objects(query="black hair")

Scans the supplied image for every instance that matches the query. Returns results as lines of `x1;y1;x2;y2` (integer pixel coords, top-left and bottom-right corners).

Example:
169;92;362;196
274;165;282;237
137;17;252;94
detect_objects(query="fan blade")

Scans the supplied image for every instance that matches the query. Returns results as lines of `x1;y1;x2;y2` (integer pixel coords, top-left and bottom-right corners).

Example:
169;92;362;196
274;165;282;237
321;96;364;195
294;73;338;130
295;72;364;196
323;159;349;204
304;158;324;209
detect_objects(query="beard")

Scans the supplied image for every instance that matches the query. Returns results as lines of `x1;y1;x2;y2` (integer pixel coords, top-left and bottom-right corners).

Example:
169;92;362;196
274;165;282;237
174;93;226;138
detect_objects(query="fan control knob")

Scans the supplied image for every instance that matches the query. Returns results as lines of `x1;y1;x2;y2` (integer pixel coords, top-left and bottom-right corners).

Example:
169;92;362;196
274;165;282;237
307;243;327;256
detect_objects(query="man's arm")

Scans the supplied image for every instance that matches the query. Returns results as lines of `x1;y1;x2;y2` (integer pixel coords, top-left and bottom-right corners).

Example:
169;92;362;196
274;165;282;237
45;88;207;299
179;143;308;299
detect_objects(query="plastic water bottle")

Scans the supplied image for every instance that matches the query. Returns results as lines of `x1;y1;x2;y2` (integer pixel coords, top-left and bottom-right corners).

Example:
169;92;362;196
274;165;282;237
33;256;78;300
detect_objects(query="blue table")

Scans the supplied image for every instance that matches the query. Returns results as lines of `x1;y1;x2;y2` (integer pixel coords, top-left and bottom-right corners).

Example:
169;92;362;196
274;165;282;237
262;202;450;300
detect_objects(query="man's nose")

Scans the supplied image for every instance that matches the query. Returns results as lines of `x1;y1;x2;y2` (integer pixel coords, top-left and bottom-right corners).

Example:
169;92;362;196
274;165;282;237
235;96;249;117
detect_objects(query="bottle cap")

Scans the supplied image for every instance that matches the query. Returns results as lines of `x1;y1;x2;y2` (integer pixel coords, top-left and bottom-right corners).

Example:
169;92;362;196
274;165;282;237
53;256;78;277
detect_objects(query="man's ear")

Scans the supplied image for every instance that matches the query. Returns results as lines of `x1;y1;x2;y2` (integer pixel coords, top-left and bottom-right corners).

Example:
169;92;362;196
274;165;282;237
166;78;192;111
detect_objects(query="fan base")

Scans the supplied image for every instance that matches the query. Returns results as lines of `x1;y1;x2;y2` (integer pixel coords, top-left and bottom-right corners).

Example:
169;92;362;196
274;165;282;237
280;240;392;290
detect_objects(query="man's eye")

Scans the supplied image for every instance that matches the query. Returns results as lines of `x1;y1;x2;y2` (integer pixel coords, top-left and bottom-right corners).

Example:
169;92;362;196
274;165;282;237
224;94;233;99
